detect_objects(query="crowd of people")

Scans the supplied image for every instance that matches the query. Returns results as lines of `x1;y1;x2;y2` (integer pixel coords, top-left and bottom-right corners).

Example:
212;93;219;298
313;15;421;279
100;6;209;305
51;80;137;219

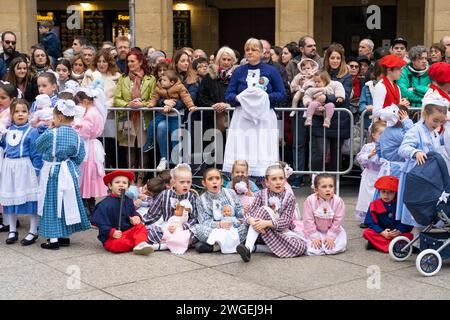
0;23;449;261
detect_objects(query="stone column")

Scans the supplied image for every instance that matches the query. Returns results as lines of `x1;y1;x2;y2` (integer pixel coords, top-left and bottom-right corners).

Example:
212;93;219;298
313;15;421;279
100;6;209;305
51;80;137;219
275;0;314;46
0;0;38;53
135;0;173;56
425;0;450;46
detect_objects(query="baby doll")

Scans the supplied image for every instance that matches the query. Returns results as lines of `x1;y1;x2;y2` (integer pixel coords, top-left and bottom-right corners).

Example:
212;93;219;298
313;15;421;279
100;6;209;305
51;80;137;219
231;176;255;215
256;77;269;91
29;94;53;128
221;204;241;228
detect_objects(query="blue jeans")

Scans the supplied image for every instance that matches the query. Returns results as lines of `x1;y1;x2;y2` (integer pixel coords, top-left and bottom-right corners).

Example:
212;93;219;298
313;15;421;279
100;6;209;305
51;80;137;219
146;113;180;159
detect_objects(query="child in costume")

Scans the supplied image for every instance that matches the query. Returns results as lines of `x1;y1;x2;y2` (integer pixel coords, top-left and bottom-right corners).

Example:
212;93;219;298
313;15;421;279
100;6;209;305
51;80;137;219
73;87;107;215
363;176;413;252
0;99;43;245
133;177;166;216
193;167;248;254
355;121;386;227
30;72;59;114
236;164;306;262
35;98;91;250
397;96;448;227
294;174;347;256
144;163;198;254
91;170;154;254
224;159;259;193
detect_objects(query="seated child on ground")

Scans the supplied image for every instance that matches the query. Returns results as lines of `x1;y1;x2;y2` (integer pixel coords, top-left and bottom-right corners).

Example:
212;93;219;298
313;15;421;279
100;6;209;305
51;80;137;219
90;170;154;255
230;176;255;215
363;176;413;253
294;173;347;256
224;159;260;193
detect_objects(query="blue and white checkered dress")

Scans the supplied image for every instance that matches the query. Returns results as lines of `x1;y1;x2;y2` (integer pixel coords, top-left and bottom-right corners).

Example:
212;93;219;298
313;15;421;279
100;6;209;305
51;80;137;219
35;125;91;238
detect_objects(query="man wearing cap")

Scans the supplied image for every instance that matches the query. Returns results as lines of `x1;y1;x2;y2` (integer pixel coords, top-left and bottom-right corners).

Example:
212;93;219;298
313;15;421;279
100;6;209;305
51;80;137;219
372;55;410;120
363;176;413;252
390;37;409;63
90;170;154;255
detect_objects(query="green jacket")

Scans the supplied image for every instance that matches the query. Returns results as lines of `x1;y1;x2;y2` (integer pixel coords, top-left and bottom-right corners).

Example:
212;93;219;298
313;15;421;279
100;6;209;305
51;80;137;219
113;74;157;147
397;63;431;108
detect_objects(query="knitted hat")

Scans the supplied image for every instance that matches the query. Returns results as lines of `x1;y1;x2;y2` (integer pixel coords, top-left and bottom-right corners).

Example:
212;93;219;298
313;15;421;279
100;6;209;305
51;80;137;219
35;94;52;109
428;62;450;83
103;170;135;186
149;51;166;65
375;176;399;192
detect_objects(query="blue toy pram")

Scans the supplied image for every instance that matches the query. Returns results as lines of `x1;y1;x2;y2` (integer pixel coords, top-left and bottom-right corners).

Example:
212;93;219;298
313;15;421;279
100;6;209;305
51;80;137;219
389;152;450;276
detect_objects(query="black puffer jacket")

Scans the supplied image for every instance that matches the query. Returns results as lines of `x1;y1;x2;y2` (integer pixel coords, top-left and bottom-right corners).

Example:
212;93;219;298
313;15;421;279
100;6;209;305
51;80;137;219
311;69;353;139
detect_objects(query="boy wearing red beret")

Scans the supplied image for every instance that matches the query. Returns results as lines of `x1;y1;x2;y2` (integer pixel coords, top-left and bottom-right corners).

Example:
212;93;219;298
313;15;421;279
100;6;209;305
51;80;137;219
363;176;413;252
90;170;154;255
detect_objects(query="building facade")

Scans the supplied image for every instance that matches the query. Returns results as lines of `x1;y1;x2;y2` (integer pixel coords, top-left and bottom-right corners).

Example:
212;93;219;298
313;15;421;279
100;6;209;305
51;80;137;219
1;0;449;57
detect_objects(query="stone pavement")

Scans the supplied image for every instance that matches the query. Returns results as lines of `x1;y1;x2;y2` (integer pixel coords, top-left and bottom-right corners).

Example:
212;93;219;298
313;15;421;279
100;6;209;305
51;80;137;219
1;182;450;300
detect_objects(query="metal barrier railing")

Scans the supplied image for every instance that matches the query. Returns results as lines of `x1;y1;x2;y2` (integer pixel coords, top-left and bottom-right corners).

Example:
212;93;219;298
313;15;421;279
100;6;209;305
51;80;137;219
186;107;354;195
359;107;422;151
102;107;354;194
102;107;182;174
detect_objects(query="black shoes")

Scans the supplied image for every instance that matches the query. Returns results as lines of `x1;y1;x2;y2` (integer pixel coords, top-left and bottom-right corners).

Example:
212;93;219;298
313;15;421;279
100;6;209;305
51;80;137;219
365;241;375;251
0;220;20;233
236;244;251;262
41;241;60;250
45;238;70;247
6;232;18;245
359;223;368;229
20;233;39;246
195;241;214;253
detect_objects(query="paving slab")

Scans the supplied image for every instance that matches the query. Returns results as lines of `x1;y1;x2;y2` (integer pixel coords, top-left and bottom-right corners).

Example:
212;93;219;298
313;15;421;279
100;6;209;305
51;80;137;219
328;238;416;272
47;251;204;289
390;260;450;290
213;254;367;295
296;274;450;300
54;289;119;300
0;263;95;300
0;245;39;269
104;268;286;300
179;250;243;267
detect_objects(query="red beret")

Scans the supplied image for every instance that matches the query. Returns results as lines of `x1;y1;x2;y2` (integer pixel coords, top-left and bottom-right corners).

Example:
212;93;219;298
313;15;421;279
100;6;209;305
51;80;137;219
428;62;450;83
374;176;399;193
103;170;135;186
379;55;407;69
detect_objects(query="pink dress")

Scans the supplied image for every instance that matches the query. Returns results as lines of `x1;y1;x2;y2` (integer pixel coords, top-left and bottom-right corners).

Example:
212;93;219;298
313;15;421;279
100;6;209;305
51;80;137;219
75;106;107;198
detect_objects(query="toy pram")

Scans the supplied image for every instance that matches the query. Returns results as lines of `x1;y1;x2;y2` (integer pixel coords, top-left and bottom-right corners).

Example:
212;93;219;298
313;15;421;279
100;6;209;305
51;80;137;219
388;152;450;276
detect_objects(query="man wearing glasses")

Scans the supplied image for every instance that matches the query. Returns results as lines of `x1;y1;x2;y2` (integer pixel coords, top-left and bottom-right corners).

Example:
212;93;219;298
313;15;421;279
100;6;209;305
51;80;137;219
0;31;22;69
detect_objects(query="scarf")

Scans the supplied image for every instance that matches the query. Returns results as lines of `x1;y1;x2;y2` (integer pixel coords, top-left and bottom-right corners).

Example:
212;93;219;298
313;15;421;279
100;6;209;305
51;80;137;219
218;67;233;84
382;76;401;108
429;84;450;102
129;69;145;121
408;64;429;77
352;76;361;98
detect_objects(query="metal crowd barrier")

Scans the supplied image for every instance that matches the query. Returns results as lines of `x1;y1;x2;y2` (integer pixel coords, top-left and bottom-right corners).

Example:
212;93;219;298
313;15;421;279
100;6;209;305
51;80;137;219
186;107;354;195
102;107;355;194
102;107;182;175
359;107;423;151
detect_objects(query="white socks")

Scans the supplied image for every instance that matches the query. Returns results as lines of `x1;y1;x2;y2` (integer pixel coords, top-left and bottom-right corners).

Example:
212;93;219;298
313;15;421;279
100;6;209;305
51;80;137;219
244;226;259;252
8;214;17;233
50;238;58;243
27;215;39;240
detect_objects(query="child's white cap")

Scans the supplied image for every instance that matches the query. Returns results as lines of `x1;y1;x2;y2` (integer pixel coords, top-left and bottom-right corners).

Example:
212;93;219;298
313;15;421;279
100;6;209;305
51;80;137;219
35;94;52;109
63;80;80;95
422;94;450;109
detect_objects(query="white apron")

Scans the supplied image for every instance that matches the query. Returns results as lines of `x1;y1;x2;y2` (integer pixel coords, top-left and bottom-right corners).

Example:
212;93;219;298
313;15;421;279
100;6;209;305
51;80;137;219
37;129;82;226
355;169;379;212
83;138;106;176
223;87;279;177
0;127;39;206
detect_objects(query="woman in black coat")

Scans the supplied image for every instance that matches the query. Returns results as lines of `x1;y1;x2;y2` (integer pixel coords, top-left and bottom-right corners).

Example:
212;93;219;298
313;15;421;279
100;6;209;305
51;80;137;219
310;44;353;172
4;56;38;104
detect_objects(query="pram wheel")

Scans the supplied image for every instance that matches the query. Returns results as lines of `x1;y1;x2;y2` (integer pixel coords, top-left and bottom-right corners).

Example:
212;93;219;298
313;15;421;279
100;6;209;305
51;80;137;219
416;249;442;277
389;236;413;262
